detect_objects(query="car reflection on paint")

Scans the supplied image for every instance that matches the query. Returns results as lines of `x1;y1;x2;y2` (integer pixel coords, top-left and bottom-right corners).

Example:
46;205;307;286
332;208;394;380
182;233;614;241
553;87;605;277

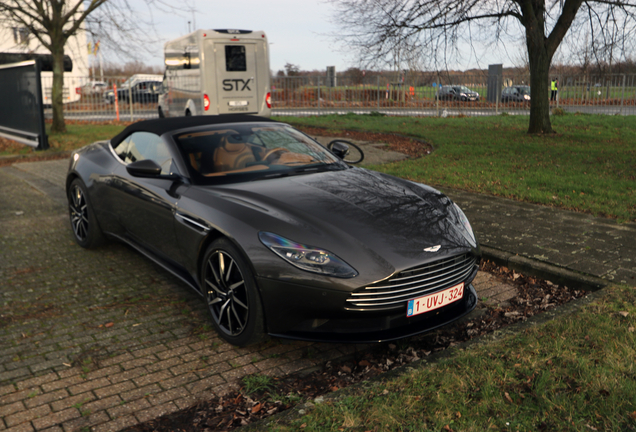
66;115;481;346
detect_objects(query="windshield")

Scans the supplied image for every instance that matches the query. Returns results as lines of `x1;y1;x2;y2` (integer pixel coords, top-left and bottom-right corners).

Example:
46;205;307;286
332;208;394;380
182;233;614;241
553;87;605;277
518;86;531;95
457;86;472;93
174;122;346;185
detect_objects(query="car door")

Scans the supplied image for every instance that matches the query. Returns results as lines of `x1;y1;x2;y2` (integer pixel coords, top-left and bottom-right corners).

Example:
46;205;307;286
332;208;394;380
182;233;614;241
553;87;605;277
108;131;185;263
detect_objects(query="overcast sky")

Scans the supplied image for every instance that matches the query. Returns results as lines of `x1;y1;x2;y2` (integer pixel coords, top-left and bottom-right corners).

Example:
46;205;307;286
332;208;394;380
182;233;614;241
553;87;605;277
98;0;527;73
112;0;351;73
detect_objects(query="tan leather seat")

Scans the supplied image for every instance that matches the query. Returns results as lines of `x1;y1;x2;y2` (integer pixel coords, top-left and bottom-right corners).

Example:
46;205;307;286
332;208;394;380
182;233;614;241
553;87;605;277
213;136;257;172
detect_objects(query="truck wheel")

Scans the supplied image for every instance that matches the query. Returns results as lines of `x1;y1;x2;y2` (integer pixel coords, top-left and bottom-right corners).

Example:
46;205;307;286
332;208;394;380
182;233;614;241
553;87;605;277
185;109;191;116
158;107;164;118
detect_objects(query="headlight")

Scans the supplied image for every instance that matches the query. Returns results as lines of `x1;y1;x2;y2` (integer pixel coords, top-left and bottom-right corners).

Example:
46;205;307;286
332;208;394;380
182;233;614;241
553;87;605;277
259;232;358;278
452;203;477;247
524;94;530;100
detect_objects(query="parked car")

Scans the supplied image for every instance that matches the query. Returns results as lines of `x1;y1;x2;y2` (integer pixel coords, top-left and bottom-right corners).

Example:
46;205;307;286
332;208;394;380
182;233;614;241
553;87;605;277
78;81;107;95
436;85;480;101
104;80;162;104
501;85;531;102
66;115;481;346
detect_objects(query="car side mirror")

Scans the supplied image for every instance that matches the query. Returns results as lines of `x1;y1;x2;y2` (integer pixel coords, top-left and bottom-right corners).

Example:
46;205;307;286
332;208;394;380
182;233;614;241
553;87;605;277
330;141;349;160
126;159;162;177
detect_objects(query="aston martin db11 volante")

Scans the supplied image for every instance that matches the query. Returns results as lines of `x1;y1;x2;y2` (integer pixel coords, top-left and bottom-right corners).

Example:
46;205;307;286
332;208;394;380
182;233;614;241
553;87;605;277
66;115;481;346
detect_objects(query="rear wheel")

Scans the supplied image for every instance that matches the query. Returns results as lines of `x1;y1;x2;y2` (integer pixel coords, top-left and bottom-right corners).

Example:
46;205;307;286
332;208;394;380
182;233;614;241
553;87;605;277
185;109;192;116
201;239;266;346
158;106;164;118
68;178;105;249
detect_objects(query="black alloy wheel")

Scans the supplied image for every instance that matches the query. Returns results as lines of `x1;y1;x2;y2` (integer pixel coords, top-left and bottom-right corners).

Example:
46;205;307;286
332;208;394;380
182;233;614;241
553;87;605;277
68;178;104;248
202;239;265;346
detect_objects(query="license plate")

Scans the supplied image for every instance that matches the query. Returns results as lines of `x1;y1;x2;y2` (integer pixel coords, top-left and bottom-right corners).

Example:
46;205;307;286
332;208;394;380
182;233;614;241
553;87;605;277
407;282;464;317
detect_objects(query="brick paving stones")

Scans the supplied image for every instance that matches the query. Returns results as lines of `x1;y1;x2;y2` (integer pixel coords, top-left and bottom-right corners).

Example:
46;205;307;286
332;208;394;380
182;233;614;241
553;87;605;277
0;159;523;431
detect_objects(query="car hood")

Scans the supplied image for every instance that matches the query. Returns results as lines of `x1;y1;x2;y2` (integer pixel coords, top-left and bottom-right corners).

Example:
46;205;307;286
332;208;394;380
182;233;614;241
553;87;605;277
202;168;477;278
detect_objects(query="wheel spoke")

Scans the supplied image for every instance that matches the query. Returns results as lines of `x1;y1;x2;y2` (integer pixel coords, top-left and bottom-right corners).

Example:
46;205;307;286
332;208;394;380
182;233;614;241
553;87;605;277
208;296;222;306
218;252;225;282
205;278;224;296
232;296;248;310
228;280;244;291
208;259;221;286
218;298;230;321
231;302;244;330
225;259;234;282
226;303;233;332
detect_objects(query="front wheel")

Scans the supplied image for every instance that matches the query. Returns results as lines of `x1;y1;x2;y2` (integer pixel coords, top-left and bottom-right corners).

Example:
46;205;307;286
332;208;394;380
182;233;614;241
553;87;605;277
68;178;105;249
327;139;364;164
201;239;266;346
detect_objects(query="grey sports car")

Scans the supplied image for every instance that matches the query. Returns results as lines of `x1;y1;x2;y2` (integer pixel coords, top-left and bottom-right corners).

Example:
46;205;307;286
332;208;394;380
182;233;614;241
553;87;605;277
66;115;480;346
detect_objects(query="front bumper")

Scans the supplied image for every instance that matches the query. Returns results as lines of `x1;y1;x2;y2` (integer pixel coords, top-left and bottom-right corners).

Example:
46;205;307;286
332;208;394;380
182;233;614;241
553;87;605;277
256;276;478;343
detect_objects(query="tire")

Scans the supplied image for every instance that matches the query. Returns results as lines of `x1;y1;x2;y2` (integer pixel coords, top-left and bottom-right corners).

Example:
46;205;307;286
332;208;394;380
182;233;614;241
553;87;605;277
158;107;164;118
201;239;266;346
185;109;192;116
327;139;364;164
68;178;105;249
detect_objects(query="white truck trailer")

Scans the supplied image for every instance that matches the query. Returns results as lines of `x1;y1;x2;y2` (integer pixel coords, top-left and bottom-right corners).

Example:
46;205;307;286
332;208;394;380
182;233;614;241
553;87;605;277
159;29;271;118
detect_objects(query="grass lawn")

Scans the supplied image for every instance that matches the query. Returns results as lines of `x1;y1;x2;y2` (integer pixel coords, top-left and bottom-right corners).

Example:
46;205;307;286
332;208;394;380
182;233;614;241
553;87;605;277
278;114;636;222
0;122;127;157
265;284;636;431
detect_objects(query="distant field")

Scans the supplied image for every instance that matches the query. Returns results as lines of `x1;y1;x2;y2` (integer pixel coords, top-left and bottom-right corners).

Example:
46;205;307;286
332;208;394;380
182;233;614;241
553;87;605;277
280;113;636;222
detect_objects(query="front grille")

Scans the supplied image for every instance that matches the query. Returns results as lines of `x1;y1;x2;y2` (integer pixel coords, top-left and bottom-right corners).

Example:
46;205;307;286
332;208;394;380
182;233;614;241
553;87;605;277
346;253;477;311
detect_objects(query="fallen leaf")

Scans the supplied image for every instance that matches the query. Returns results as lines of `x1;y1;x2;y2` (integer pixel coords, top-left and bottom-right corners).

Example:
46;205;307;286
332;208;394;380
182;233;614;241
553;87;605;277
340;365;352;373
504;392;513;403
104;322;114;328
251;403;261;414
628;327;634;333
628;411;636;420
330;386;339;392
618;311;629;317
358;360;371;367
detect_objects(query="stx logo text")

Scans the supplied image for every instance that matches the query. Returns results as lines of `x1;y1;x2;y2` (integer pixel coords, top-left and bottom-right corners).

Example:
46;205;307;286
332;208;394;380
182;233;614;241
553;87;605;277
222;79;252;91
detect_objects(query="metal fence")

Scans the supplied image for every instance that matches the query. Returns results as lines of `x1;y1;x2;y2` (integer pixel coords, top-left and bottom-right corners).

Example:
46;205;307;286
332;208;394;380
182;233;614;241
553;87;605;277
44;72;636;122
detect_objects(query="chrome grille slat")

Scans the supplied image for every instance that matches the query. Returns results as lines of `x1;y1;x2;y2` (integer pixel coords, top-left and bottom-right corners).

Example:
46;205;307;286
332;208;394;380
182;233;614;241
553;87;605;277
349;260;474;298
346;265;473;305
363;255;474;290
346;253;476;310
388;255;470;282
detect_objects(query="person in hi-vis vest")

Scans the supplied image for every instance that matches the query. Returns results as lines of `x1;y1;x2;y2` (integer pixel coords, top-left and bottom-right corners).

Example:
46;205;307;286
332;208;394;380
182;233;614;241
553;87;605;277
550;78;558;101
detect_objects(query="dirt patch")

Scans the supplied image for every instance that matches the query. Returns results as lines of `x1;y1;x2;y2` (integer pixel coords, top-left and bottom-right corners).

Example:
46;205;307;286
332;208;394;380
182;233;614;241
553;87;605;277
122;260;586;432
296;126;433;159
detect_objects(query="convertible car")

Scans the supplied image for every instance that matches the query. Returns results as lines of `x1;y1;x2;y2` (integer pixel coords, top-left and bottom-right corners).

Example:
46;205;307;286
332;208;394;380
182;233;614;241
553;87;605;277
66;115;480;346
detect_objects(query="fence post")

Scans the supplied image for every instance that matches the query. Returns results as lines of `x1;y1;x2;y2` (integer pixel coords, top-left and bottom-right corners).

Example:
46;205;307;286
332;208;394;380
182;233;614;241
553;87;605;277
556;75;560;108
377;75;380;111
436;84;439;117
129;85;133;121
318;77;321;114
113;84;120;121
620;74;626;115
495;75;499;115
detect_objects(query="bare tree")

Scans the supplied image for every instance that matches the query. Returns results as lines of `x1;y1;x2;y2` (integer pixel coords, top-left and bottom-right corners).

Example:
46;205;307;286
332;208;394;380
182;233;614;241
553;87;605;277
328;0;636;134
0;0;190;134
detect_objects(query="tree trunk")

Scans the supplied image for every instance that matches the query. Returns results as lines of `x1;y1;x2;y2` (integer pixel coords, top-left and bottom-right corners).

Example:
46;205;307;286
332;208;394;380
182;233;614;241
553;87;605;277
524;14;554;134
51;45;67;133
526;45;553;134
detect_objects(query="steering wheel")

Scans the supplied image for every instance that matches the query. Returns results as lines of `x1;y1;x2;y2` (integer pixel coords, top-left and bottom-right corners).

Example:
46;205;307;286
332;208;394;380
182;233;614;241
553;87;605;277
262;147;290;163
